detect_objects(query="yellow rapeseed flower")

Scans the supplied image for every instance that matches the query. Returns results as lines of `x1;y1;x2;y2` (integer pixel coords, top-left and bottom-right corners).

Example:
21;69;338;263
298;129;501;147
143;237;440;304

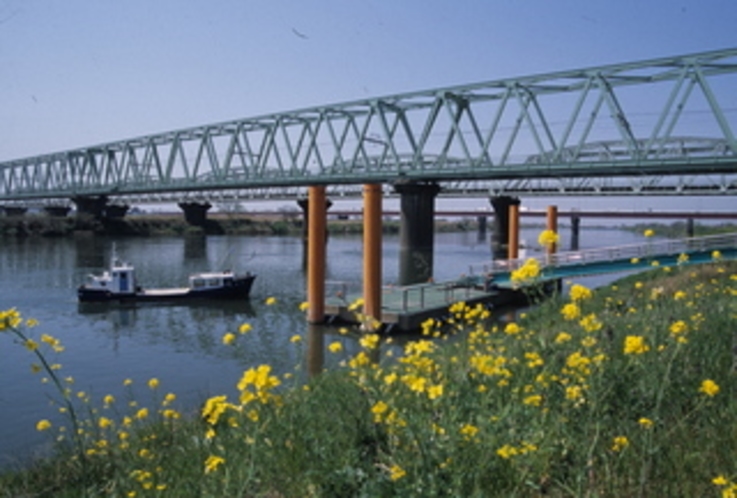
579;313;602;332
569;284;593;302
427;384;444;400
554;332;572;344
36;419;52;431
359;333;380;349
290;334;302;343
299;301;309;311
460;423;479;439
565;385;584;403
504;323;521;335
328;341;343;353
669;321;688;336
496;444;518;459
202;395;229;425
348;298;364;312
238;323;253;334
204;455;225;474
624;335;649;355
699;379;720;397
523;394;542;407
561;303;581;321
389;464;406;481
510;258;541;285
712;475;729;486
643;229;654;237
372;400;389;416
537;229;559;248
265;296;277;306
147;378;160;390
222;333;236;346
612;436;629;452
638;417;654;429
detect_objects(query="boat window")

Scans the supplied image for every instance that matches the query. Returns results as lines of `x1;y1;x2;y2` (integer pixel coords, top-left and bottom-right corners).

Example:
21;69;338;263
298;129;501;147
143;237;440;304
192;279;205;288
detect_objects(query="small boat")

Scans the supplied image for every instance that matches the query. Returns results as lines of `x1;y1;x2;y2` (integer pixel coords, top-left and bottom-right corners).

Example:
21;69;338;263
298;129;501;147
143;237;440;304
78;254;256;303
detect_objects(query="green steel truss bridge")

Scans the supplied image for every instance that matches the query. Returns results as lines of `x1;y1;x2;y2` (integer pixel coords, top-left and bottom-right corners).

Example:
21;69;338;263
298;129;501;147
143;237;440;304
2;48;737;206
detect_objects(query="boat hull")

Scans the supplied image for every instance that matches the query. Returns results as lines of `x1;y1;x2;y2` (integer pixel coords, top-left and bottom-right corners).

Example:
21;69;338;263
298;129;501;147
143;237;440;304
78;275;256;303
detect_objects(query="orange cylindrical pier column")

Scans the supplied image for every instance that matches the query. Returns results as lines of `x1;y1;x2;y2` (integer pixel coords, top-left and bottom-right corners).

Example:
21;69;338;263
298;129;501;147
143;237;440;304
546;205;558;255
363;184;382;326
307;185;327;324
508;203;519;260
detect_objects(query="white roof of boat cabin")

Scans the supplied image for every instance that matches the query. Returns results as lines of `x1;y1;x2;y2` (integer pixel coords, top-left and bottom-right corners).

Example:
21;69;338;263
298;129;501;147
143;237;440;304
190;271;234;279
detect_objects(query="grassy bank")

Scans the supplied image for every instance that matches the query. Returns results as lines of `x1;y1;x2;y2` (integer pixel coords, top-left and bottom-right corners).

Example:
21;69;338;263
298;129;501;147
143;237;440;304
1;259;736;497
0;213;480;238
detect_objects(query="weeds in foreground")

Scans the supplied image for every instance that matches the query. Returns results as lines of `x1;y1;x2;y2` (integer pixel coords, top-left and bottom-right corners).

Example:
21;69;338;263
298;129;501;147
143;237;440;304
1;258;736;497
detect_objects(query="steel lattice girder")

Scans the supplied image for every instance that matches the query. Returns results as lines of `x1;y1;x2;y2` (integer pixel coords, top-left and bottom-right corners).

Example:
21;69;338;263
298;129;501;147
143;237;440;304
1;48;737;202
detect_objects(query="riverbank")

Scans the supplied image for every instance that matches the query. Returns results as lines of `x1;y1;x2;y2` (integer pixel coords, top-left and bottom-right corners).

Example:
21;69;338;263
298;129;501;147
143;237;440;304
1;258;735;496
2;211;735;239
0;212;480;238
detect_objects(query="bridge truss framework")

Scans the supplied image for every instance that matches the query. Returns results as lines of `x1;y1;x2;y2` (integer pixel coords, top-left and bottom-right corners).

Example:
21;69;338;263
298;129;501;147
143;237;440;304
2;48;737;206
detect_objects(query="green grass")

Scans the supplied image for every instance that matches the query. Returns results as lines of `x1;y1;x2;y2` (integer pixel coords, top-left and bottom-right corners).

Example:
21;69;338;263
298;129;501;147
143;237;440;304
1;260;736;497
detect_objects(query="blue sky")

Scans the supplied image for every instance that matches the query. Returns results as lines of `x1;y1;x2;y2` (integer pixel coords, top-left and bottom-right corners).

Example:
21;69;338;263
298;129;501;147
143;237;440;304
1;0;735;162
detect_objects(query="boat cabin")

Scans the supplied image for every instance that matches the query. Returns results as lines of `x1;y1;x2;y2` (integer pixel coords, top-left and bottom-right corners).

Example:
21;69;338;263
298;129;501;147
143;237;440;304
188;272;238;290
84;258;137;294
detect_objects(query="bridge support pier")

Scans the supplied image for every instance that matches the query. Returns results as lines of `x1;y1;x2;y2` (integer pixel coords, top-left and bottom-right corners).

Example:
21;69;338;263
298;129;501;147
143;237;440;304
687;218;695;238
306;186;327;324
297;197;332;270
2;206;28;216
178;201;212;226
105;204;130;219
570;215;581;251
490;196;521;260
73;195;108;218
363;184;383;327
395;181;441;286
477;215;487;241
44;206;71;217
546;205;558;256
508;203;520;260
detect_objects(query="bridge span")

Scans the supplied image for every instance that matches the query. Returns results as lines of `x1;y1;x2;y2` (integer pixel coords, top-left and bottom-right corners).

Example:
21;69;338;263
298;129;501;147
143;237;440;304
1;47;737;210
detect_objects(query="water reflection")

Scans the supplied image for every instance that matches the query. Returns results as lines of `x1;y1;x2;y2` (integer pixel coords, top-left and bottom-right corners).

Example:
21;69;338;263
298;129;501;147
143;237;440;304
306;324;325;379
183;234;207;260
74;233;107;269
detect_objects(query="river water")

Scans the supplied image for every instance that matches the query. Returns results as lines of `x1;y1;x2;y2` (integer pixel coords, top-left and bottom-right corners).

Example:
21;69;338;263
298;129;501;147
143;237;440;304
0;225;653;469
